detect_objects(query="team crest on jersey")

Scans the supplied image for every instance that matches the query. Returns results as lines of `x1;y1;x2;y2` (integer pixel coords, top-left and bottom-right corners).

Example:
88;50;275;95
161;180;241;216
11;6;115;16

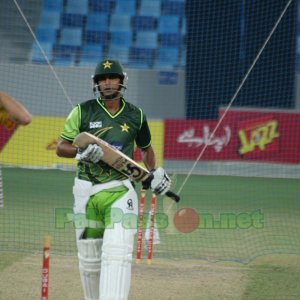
120;123;130;132
89;121;102;128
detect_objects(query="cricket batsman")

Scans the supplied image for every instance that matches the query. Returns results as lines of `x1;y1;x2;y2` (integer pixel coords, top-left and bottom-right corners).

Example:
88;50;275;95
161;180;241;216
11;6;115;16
56;59;171;300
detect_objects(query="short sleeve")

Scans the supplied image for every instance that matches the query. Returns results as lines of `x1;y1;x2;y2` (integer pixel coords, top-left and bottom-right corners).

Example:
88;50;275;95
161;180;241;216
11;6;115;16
135;112;151;149
59;105;81;142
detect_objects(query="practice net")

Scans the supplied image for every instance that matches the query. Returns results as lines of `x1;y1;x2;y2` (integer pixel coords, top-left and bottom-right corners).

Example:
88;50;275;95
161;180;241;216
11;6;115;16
0;0;300;265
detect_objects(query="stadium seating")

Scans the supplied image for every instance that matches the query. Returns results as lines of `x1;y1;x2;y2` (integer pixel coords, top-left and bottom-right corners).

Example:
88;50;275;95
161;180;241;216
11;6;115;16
158;15;180;34
31;42;53;64
154;47;179;69
84;13;110;47
108;45;130;65
79;44;103;66
114;0;137;16
32;0;186;69
131;16;157;32
110;31;133;47
161;1;185;16
38;11;61;29
159;33;182;47
83;30;109;47
110;15;132;32
42;0;64;12
59;28;83;47
35;27;57;43
61;13;86;27
86;13;109;31
54;27;82;65
88;0;116;13
129;47;155;68
135;31;158;49
139;0;162;17
65;0;89;15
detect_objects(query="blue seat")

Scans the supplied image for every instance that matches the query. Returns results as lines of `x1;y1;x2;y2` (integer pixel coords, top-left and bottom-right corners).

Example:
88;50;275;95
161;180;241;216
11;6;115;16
89;0;115;13
84;30;109;46
31;42;53;64
139;0;161;17
35;27;57;43
65;0;89;15
161;1;185;16
110;31;133;47
135;31;158;49
110;15;132;32
62;13;86;27
42;0;64;12
60;28;83;47
129;47;155;67
131;16;157;32
86;13;109;31
53;43;78;66
114;0;137;16
38;11;61;29
108;45;130;65
159;33;182;47
54;55;76;66
154;47;179;69
79;44;103;66
158;15;180;34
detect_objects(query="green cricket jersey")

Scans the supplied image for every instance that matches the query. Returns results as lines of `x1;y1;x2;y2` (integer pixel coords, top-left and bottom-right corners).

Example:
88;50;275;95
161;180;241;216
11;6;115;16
60;98;151;184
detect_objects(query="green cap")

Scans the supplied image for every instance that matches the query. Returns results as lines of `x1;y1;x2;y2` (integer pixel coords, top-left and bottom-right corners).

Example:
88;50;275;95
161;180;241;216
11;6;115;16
93;59;125;82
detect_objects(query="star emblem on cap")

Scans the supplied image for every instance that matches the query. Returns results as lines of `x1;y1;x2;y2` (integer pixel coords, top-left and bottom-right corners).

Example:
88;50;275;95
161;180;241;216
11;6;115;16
120;123;130;132
103;60;112;69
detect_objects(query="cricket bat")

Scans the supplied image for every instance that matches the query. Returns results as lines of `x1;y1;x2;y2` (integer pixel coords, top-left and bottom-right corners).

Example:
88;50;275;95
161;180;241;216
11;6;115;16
73;132;180;202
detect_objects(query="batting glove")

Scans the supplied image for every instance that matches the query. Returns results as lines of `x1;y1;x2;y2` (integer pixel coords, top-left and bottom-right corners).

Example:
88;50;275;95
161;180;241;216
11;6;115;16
75;144;103;163
142;167;171;195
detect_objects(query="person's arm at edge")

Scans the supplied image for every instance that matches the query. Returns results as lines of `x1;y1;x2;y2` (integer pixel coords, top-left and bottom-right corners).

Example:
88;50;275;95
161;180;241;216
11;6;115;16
0;91;32;125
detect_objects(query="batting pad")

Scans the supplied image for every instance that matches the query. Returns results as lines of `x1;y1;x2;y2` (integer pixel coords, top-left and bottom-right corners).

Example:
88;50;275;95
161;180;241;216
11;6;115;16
73;178;93;240
100;186;137;300
77;239;102;300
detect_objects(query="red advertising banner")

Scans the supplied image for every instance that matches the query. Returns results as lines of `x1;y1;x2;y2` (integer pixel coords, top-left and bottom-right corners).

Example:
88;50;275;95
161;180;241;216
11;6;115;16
164;119;234;160
164;108;300;163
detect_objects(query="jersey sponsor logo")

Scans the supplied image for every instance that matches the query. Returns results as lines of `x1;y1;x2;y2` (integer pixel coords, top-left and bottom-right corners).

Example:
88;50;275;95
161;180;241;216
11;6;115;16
89;121;102;129
110;141;123;151
126;199;134;210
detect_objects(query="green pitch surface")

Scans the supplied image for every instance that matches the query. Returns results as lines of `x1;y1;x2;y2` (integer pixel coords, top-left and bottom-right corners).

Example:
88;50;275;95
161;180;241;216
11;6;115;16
0;168;300;263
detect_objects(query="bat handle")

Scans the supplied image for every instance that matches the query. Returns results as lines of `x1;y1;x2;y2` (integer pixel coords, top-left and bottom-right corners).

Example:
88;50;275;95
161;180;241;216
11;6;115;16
165;191;180;202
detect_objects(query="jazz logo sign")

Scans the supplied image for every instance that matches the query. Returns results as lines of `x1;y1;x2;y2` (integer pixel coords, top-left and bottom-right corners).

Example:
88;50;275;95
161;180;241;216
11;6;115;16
238;119;279;155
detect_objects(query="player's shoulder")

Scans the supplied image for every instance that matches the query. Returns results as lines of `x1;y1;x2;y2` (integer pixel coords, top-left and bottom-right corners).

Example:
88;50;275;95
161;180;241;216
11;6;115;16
78;98;96;107
123;98;143;114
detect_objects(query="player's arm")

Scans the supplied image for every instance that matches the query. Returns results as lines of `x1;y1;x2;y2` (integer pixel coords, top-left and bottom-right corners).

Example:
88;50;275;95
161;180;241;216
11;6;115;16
56;138;77;158
56;105;103;162
0;91;32;125
56;106;80;158
135;113;156;171
137;113;171;195
140;145;157;171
